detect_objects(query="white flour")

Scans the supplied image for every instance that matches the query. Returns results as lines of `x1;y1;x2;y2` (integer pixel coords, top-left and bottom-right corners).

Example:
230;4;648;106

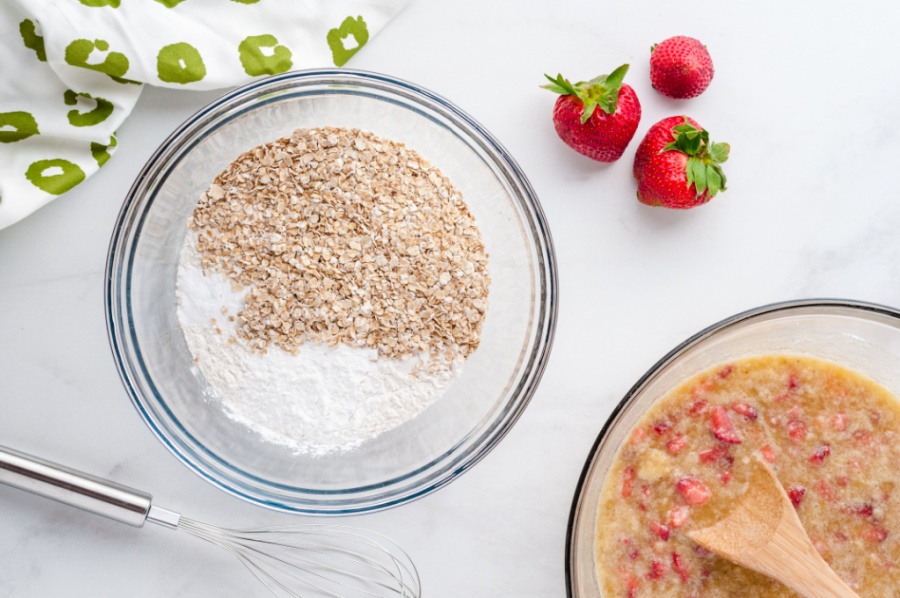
176;233;459;456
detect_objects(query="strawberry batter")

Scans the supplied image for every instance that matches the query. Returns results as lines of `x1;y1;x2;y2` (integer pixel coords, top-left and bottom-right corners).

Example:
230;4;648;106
596;355;900;597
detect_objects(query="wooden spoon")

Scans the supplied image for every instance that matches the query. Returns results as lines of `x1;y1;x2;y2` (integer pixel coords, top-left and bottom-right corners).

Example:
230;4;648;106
687;455;859;598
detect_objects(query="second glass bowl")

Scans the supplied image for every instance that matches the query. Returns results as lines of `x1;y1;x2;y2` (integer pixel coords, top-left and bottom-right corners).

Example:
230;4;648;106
567;299;900;596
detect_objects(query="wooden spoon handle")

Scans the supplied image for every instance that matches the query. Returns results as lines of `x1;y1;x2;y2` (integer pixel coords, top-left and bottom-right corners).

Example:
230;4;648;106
747;508;859;598
689;456;860;598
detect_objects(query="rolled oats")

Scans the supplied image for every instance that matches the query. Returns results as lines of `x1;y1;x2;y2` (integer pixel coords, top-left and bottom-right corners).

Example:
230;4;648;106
190;127;490;369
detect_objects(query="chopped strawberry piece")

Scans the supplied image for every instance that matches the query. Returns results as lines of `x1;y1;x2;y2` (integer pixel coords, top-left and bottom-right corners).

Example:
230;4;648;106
692;378;715;395
672;552;690;584
710;406;742;444
814;480;835;502
698;445;728;463
851;503;874;517
864;525;889;543
853;430;875;449
666;435;688;455
629;549;640;560
650;520;670;541
788;485;806;508
787;377;799;390
732;402;758;420
760;445;777;463
626;575;641;598
809;443;831;464
775;377;801;402
669;506;690;528
697;448;715;463
622;467;635;498
688;400;708;417
787;419;807;442
719;470;732;485
832;413;848;431
717;364;734;378
653;420;673;435
646;559;667;580
677;477;711;505
631;427;647;444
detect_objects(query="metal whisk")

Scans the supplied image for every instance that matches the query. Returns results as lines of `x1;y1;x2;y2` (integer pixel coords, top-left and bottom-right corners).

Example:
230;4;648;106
0;445;420;598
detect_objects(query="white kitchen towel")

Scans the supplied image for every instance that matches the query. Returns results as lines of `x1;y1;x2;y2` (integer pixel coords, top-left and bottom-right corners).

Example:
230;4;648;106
0;0;408;231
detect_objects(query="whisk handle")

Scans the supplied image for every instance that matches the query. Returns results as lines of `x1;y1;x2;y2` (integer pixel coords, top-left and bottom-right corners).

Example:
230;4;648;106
0;445;152;527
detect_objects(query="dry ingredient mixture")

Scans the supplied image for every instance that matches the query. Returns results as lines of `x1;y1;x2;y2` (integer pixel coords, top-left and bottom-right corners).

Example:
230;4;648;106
176;126;490;455
596;355;900;597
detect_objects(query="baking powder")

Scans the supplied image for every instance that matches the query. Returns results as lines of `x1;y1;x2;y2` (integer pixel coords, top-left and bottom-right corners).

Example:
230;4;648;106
176;233;459;456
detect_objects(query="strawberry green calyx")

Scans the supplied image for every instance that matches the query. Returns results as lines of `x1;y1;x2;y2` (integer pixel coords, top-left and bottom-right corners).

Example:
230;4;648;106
542;64;630;124
662;117;730;198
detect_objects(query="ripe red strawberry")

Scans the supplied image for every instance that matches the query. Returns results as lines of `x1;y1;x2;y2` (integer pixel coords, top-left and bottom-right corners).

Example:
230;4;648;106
633;116;729;209
650;36;714;99
542;64;641;162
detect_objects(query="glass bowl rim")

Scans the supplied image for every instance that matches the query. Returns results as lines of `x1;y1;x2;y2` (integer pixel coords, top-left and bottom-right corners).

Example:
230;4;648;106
564;297;900;596
104;68;559;515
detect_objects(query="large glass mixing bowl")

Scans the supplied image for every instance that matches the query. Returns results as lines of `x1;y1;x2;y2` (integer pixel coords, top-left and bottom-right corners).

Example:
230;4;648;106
567;299;900;596
106;70;557;514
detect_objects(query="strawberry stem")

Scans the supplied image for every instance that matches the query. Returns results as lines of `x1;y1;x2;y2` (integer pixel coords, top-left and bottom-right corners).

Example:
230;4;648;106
541;64;630;124
661;117;730;198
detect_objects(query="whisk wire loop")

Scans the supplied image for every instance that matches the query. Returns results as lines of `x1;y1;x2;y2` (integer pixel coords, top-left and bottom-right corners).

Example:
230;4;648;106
178;518;421;598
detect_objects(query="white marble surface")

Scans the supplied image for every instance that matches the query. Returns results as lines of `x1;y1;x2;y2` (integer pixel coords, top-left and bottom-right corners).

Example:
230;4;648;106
2;0;900;596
